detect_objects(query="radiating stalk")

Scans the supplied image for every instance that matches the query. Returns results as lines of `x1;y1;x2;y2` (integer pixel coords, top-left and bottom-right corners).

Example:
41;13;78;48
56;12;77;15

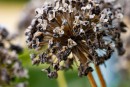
57;71;67;87
87;72;97;87
94;65;106;87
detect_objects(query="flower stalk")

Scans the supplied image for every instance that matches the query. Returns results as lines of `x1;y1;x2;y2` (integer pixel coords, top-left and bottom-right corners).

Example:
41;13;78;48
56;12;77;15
87;72;97;87
57;71;67;87
95;65;106;87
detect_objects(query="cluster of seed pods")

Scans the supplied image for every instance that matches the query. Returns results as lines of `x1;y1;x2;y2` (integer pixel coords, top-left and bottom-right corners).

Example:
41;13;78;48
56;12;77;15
25;0;126;78
0;25;28;87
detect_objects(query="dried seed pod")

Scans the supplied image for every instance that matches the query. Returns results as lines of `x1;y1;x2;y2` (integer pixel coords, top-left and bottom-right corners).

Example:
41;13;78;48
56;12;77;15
0;25;9;39
25;0;126;78
47;71;58;79
10;44;23;53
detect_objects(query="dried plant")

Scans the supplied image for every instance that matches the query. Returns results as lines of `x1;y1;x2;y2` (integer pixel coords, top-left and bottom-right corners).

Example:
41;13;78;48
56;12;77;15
114;0;130;19
19;0;53;30
0;25;28;87
25;0;126;86
105;0;130;81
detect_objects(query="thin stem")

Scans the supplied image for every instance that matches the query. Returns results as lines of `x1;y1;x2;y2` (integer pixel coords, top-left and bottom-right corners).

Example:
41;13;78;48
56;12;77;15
57;71;67;87
94;65;106;87
87;72;97;87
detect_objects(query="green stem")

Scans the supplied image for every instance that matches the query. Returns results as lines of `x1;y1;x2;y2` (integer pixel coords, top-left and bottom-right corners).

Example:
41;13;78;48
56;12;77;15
57;71;67;87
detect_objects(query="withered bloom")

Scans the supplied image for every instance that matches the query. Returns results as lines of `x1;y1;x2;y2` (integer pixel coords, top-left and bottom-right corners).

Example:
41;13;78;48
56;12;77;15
18;0;53;30
25;0;125;78
114;0;130;77
115;0;130;19
0;25;28;87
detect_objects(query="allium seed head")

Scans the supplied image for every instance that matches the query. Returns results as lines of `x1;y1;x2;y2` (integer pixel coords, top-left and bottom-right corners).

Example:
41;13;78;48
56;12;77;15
25;0;126;78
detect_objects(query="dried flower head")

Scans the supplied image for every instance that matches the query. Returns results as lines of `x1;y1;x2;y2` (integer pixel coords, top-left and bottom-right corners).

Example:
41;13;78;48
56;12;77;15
25;0;126;78
115;0;130;19
18;0;53;30
0;25;28;87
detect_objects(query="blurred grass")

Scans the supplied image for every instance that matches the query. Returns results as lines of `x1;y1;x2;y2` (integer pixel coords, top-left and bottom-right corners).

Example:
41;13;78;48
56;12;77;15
19;49;32;67
28;68;58;87
65;70;91;87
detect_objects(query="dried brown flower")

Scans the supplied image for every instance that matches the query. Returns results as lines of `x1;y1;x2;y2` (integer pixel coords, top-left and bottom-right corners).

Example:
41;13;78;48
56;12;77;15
25;0;126;78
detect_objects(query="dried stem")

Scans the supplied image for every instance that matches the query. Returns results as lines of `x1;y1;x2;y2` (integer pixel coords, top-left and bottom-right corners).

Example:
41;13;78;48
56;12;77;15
94;65;106;87
87;72;97;87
